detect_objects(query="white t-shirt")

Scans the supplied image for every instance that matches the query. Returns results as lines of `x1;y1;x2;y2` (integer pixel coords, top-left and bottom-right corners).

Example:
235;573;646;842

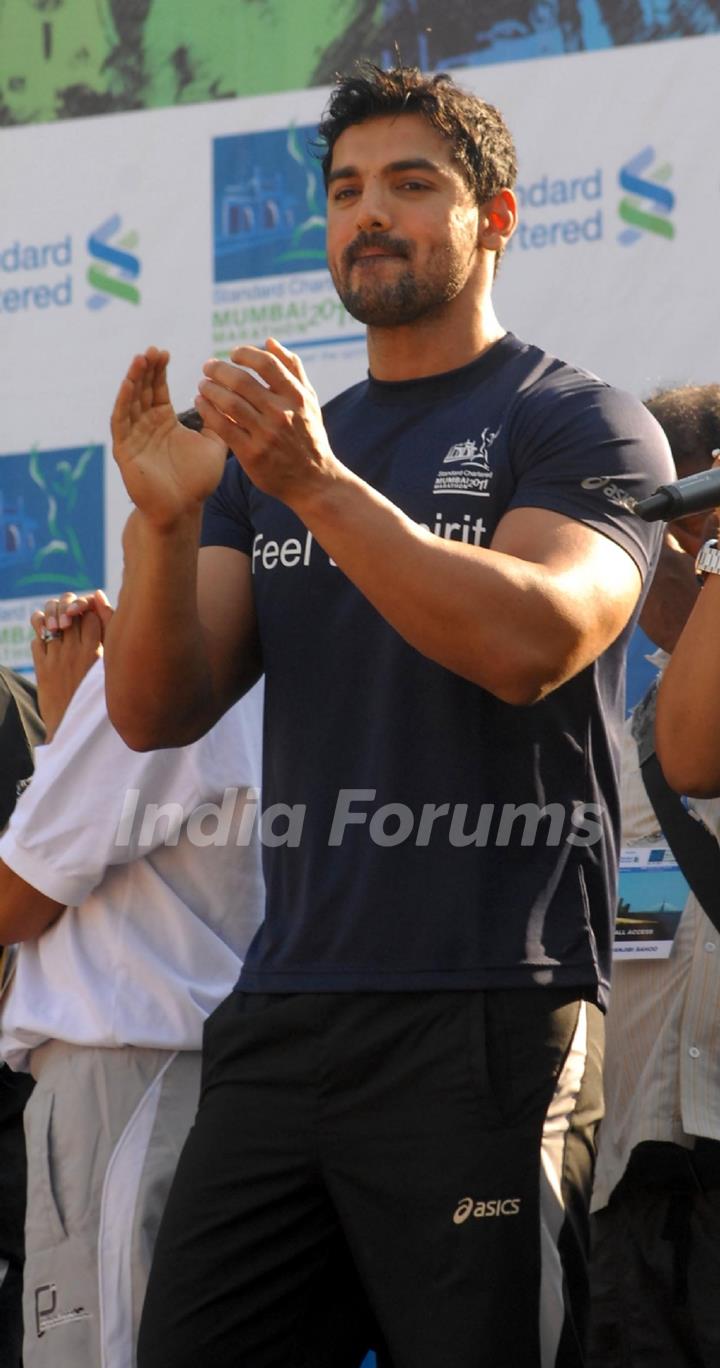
592;680;720;1210
0;659;264;1069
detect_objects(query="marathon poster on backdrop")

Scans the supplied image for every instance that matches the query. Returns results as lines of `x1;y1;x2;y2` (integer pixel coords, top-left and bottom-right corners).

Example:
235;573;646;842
0;446;104;673
211;124;365;363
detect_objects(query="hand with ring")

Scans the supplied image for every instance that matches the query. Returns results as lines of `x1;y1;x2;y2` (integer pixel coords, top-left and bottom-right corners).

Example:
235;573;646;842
30;591;114;741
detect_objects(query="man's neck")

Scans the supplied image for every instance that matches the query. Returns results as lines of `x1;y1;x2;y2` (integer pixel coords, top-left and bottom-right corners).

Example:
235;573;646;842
366;300;506;382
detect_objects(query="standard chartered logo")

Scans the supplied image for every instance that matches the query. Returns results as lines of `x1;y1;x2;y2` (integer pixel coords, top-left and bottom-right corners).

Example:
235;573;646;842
618;147;675;245
86;214;141;308
453;1197;522;1224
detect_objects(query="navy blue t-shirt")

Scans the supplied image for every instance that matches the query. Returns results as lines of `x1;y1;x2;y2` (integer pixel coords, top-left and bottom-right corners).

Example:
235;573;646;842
202;332;674;1007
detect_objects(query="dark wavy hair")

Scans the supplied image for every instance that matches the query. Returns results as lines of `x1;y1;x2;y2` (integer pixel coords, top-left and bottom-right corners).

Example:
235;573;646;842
317;63;518;207
645;385;720;477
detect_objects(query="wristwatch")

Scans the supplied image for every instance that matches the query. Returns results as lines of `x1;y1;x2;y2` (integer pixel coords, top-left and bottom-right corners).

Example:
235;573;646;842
695;538;720;584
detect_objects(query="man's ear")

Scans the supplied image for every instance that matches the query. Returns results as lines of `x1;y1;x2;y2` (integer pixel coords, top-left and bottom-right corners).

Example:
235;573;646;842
478;189;517;252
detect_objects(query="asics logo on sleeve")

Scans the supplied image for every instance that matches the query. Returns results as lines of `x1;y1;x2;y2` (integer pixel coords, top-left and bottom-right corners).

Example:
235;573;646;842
580;474;641;513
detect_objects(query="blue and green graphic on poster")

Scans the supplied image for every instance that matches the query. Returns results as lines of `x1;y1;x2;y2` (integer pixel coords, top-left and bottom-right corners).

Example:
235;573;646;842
211;125;362;358
0;445;104;597
214;125;326;285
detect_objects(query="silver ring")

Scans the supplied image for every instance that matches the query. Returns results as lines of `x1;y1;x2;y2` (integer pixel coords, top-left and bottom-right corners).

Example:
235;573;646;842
40;628;63;642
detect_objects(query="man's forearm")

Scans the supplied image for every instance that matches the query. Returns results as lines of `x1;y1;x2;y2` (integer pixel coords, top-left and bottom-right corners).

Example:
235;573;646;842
0;862;64;942
290;468;625;706
105;509;218;748
656;573;720;796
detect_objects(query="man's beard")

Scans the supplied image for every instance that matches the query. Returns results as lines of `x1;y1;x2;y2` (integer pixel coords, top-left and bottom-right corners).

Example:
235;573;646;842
337;268;460;327
332;233;470;328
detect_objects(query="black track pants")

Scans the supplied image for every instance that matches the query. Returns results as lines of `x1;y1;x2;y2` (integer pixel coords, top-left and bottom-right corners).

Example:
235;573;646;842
139;988;603;1368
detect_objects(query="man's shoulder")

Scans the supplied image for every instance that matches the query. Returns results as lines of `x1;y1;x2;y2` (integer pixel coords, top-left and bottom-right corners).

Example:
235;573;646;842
458;334;646;436
508;344;670;459
508;338;617;408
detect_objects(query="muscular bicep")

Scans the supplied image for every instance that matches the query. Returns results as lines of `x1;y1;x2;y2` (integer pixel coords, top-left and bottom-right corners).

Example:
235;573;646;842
198;545;262;714
491;506;643;673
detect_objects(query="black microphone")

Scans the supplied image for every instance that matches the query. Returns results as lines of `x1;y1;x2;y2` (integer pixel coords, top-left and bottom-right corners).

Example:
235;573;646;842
635;461;720;522
177;406;204;432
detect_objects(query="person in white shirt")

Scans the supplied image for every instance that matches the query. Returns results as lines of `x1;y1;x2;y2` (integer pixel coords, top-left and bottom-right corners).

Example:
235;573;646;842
0;595;264;1368
589;385;720;1368
0;666;44;1368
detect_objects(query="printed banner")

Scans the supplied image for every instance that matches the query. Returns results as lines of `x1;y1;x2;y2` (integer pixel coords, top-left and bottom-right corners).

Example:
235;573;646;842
211;124;364;358
0;444;104;671
2;1;719;124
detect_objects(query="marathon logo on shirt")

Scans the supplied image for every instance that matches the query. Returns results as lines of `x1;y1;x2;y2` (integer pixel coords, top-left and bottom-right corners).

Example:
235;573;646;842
433;430;499;498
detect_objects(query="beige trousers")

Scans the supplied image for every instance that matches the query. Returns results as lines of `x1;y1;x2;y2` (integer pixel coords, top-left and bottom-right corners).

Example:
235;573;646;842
22;1043;201;1368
